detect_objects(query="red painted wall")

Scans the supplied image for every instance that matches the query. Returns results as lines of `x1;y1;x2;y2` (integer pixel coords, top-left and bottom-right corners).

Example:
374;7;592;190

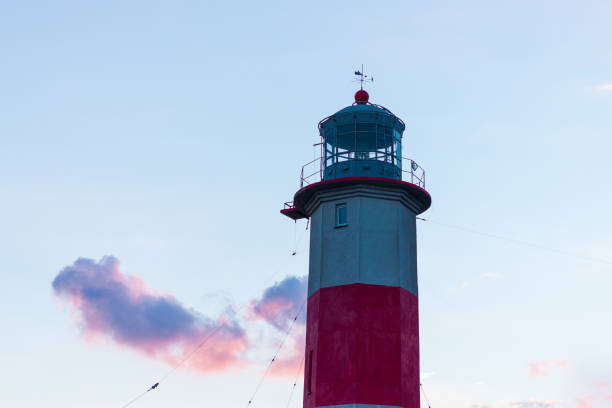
303;283;419;408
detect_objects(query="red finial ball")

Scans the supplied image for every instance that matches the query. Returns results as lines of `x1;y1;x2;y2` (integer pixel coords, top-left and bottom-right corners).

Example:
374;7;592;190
355;89;369;104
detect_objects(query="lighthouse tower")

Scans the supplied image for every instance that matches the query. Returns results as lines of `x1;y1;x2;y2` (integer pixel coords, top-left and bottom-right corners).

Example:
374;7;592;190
281;87;431;408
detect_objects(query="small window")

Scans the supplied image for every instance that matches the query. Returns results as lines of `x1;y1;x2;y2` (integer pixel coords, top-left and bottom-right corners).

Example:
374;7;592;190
335;204;347;227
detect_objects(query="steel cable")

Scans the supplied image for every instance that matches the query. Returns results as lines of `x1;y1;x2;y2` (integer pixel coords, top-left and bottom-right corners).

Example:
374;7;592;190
284;359;305;408
245;299;307;408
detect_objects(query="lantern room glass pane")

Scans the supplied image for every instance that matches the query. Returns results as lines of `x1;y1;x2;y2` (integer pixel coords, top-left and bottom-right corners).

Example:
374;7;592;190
320;113;404;175
394;129;402;168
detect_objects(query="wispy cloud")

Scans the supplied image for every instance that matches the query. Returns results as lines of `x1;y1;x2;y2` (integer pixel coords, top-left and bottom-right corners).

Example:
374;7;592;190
576;393;612;408
472;399;560;408
448;281;469;291
576;381;612;408
247;275;307;375
507;399;560;408
593;380;610;389
596;83;612;91
269;326;306;376
528;359;568;378
421;371;437;380
481;272;502;279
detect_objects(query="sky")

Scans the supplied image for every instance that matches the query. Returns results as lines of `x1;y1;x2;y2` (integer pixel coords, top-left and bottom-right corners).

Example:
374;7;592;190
1;1;611;407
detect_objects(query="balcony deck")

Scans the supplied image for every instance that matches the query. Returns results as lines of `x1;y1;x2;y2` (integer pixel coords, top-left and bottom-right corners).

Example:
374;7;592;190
281;157;428;220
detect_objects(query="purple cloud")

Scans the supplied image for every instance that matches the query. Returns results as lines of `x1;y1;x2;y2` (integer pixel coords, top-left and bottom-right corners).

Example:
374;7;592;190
249;275;307;331
52;256;248;372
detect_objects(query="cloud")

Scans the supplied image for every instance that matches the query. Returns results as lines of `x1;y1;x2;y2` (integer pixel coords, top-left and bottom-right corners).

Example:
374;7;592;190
420;371;437;381
53;257;310;376
248;275;307;331
481;272;502;279
52;256;248;372
269;325;306;376
596;83;612;91
247;275;308;376
507;399;560;408
593;381;610;389
528;359;568;378
576;393;612;408
576;382;612;408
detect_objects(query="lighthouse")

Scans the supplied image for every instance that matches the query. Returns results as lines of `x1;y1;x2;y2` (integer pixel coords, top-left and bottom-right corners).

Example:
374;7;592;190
281;84;431;408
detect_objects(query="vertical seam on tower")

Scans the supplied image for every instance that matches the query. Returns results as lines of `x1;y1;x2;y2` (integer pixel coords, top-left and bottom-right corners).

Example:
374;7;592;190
414;213;419;297
357;197;363;403
357;196;361;285
318;208;323;296
396;204;400;288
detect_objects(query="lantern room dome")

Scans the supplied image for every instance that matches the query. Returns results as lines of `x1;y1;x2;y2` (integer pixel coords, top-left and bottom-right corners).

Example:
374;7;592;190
333;102;399;117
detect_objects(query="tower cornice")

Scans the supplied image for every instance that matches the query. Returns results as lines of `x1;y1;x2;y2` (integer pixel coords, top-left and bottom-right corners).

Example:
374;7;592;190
291;177;431;218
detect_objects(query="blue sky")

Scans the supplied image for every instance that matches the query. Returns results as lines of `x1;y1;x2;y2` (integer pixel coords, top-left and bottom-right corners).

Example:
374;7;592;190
1;1;611;407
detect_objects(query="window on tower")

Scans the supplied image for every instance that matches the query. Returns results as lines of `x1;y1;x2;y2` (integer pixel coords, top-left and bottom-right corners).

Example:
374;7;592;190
335;204;347;227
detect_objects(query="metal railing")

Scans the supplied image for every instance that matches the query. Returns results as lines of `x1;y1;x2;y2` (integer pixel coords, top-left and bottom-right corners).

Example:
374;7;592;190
402;158;426;188
298;156;426;189
300;157;323;189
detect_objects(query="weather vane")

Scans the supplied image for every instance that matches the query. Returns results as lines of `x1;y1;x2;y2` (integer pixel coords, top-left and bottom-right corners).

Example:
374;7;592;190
354;64;374;90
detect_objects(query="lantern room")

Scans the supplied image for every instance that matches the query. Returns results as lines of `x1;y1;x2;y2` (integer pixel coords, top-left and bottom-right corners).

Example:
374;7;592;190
319;90;405;181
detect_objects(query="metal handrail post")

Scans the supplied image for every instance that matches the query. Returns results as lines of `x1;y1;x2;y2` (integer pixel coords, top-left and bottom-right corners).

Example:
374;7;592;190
301;166;304;188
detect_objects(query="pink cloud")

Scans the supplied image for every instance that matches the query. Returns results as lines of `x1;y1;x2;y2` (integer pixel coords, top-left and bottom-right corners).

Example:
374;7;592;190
52;256;249;372
248;275;307;331
508;399;560;408
576;381;612;408
528;359;568;378
593;381;610;389
247;275;307;376
576;392;612;408
596;83;612;91
269;326;306;376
